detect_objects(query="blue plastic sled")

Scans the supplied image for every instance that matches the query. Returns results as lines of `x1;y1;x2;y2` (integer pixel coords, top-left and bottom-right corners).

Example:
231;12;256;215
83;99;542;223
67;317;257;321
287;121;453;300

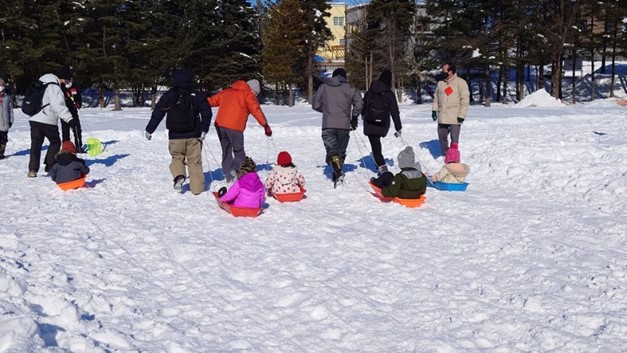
427;179;469;192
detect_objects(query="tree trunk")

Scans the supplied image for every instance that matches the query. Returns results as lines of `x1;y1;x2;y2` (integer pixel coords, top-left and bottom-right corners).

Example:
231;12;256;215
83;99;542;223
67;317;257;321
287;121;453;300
99;85;105;108
609;19;618;98
151;84;157;110
288;84;294;107
485;68;491;107
307;57;313;104
571;52;577;104
590;14;596;101
496;66;502;102
113;88;122;111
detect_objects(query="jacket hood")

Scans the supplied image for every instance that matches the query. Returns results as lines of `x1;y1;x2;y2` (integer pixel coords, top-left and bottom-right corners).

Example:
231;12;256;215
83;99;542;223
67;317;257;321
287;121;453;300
238;172;263;191
39;73;60;84
369;80;390;94
232;80;253;91
55;151;77;166
173;69;193;89
324;76;347;87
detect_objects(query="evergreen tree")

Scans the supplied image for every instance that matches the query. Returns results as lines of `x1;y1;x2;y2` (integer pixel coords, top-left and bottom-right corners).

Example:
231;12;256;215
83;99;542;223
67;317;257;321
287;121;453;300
300;0;332;103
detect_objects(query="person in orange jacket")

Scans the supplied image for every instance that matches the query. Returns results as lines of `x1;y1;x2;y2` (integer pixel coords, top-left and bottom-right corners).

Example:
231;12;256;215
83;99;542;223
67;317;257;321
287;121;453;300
208;79;272;183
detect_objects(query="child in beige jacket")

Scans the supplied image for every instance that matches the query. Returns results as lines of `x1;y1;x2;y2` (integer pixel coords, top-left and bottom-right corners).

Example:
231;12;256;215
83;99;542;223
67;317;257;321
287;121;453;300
431;143;469;183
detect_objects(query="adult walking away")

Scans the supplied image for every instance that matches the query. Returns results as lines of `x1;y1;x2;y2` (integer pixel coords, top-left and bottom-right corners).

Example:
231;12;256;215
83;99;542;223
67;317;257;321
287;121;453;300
207;79;272;183
145;68;212;195
27;67;78;177
312;68;363;186
432;62;469;157
61;80;85;153
0;77;14;160
362;69;402;175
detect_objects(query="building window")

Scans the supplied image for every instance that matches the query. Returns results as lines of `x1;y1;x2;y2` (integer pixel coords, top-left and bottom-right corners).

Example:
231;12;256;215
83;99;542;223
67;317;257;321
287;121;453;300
333;16;345;27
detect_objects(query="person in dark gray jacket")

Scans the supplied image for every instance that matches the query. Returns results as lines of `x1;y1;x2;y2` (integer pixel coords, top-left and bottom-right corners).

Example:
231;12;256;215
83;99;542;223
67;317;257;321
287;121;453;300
312;68;363;185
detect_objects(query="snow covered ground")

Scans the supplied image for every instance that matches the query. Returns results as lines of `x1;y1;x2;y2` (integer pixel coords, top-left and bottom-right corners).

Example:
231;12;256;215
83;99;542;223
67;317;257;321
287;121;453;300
1;95;626;352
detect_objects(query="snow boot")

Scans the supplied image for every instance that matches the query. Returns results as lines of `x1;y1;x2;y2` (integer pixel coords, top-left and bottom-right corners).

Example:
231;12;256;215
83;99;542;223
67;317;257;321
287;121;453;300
0;144;6;159
27;170;37;178
173;175;186;191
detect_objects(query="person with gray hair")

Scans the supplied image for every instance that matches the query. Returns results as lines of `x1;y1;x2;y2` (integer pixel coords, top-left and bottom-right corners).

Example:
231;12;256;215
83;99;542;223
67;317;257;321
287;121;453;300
0;77;13;159
313;68;363;187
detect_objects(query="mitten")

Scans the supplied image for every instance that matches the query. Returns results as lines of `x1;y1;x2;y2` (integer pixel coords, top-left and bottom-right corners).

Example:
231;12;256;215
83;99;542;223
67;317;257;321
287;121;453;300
457;117;465;124
145;131;152;140
431;111;437;121
394;130;402;138
264;125;273;137
350;117;358;131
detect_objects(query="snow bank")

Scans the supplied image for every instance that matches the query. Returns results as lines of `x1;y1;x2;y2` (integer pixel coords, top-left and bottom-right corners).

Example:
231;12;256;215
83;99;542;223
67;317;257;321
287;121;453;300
516;89;566;108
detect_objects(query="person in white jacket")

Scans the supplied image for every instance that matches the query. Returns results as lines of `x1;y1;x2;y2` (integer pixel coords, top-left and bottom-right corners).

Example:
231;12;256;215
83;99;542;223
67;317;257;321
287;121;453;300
28;67;78;177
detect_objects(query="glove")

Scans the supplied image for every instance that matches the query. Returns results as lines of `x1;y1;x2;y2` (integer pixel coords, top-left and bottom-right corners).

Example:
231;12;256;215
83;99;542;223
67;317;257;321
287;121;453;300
431;111;437;121
457;117;465;124
199;131;207;141
67;118;78;128
145;131;152;140
394;130;402;138
264;125;272;137
350;117;358;131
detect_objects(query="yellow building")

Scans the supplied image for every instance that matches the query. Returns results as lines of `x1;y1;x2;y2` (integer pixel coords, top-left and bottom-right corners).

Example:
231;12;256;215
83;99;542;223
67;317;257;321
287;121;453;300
316;2;347;74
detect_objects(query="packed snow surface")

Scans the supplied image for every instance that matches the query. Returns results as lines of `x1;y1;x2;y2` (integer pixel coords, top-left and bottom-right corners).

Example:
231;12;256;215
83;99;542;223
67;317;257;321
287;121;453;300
1;98;626;352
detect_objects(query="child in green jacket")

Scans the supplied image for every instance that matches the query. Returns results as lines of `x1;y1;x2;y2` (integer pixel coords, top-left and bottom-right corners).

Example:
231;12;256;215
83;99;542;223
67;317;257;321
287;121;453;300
371;146;427;199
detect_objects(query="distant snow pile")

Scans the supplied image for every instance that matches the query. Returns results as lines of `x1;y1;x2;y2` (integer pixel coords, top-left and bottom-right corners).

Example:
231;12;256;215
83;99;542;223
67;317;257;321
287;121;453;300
516;89;566;108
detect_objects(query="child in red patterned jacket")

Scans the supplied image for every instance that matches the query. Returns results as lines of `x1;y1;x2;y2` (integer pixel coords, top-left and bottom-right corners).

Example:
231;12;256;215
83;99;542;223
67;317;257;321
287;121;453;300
265;151;306;195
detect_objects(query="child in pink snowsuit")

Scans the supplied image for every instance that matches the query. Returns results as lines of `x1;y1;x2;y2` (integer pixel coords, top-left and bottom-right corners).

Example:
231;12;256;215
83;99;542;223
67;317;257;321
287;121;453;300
431;143;470;183
220;156;265;208
265;151;306;195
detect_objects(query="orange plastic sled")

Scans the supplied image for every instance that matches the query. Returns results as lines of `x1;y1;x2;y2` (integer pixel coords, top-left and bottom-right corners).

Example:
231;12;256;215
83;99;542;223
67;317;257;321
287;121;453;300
57;175;87;191
368;182;426;208
270;187;306;203
213;192;262;217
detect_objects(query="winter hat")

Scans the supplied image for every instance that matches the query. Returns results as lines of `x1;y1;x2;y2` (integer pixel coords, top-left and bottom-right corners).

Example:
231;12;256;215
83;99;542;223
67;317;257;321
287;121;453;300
378;69;392;88
54;66;73;80
246;79;261;95
332;68;347;79
445;147;460;164
277;151;292;166
61;141;77;155
397;146;416;169
239;156;257;175
173;68;193;89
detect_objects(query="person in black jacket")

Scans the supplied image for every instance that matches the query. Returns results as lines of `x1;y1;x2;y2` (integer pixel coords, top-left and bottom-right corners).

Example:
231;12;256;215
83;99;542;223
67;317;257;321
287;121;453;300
361;69;402;175
49;141;89;184
145;68;213;195
60;81;84;153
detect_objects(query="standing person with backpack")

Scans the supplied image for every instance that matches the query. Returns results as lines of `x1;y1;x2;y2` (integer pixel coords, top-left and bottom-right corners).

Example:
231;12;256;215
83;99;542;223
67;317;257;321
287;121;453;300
312;68;363;187
207;79;272;183
361;69;402;175
60;80;84;153
26;67;79;177
145;68;212;195
432;62;469;157
0;77;13;160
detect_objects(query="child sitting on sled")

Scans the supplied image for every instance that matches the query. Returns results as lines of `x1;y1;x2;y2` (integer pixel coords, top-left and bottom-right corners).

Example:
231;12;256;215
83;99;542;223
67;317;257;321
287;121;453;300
430;143;470;183
264;151;306;195
370;146;427;199
219;156;265;208
49;141;90;184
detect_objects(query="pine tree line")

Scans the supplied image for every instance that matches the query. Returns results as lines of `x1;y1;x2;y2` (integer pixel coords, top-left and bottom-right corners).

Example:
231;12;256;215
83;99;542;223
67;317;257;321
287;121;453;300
347;0;626;102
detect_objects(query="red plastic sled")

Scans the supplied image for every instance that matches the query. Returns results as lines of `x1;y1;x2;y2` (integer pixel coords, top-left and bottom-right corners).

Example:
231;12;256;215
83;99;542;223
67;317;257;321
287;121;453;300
57;175;87;191
368;182;426;208
270;187;306;203
213;192;262;217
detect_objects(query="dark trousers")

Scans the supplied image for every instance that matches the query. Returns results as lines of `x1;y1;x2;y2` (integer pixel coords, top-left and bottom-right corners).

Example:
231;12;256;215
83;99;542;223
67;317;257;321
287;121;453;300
215;126;245;182
0;131;7;145
321;128;350;166
371;171;394;188
29;121;61;172
61;113;83;149
367;135;385;167
437;123;461;156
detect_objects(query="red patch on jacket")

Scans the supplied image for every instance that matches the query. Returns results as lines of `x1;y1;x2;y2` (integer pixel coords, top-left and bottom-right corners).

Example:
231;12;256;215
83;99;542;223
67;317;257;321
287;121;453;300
444;86;453;96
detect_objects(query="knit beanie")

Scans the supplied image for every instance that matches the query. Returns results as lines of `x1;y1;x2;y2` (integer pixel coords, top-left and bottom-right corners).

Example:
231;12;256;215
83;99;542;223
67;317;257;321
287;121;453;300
378;69;392;88
246;79;261;95
62;141;77;155
173;68;193;89
397;146;416;169
445;147;460;164
54;67;73;80
332;68;347;79
239;156;257;174
277;151;292;166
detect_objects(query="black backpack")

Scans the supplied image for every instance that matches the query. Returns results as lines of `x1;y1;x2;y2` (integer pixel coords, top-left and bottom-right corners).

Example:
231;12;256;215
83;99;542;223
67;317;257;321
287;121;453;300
166;91;197;133
365;91;389;126
22;81;58;116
